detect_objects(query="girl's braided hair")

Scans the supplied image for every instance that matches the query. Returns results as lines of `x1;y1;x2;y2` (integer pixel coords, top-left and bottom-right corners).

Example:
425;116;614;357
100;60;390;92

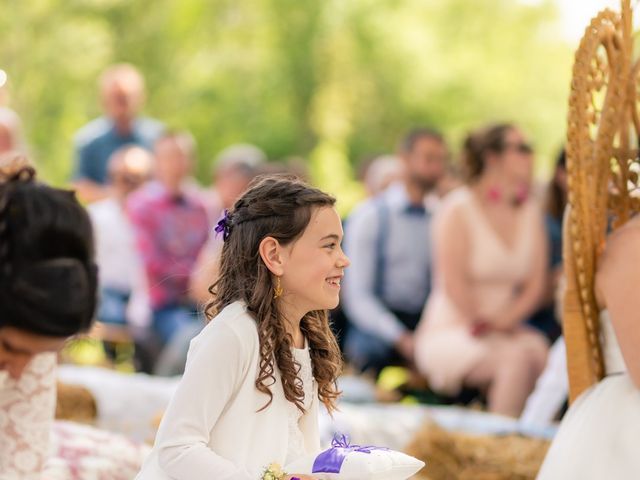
207;175;342;414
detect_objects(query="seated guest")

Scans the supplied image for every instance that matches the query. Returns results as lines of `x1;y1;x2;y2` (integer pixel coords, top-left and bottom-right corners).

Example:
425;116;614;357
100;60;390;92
0;107;26;156
0;157;97;477
200;143;266;224
87;146;155;371
88;146;153;328
526;149;567;343
72;64;164;203
342;128;448;375
360;154;404;197
127;131;209;373
414;123;549;417
190;144;265;306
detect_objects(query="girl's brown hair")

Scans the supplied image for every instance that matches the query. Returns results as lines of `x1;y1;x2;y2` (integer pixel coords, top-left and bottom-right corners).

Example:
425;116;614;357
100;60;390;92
206;175;342;413
461;123;515;182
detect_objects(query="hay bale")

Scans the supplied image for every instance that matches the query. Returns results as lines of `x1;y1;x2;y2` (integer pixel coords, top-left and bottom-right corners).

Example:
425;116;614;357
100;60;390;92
405;419;549;480
55;382;97;424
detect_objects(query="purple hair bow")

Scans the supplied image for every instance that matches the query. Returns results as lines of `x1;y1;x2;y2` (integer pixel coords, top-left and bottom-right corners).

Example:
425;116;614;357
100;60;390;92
312;434;389;474
214;209;232;241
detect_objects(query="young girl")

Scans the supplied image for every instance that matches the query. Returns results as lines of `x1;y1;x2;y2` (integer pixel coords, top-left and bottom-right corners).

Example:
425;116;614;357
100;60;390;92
136;175;350;480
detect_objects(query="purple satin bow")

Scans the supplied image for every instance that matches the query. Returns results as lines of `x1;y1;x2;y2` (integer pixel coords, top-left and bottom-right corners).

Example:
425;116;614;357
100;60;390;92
312;434;389;474
214;210;232;241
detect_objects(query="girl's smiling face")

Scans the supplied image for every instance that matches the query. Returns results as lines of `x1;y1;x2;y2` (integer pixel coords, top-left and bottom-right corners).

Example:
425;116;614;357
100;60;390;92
278;206;350;318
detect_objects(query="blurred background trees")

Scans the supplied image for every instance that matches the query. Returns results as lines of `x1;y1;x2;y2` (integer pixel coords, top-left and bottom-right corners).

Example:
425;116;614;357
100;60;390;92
0;0;572;209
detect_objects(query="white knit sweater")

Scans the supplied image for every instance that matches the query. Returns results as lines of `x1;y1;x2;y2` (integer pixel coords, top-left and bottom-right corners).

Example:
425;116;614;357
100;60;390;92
136;301;321;480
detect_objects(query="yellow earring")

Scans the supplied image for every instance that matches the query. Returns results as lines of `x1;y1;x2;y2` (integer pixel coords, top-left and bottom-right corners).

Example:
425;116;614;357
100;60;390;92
273;276;283;299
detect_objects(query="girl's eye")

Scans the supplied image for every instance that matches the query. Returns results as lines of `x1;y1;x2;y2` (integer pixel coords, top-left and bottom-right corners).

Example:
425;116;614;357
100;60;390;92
324;243;337;250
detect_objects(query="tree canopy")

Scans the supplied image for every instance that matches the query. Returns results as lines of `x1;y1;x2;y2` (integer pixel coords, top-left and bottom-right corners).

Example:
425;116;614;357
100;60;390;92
1;0;573;210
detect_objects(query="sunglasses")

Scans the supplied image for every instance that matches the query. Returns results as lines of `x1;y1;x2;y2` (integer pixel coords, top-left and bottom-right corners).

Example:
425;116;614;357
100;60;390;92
502;142;533;155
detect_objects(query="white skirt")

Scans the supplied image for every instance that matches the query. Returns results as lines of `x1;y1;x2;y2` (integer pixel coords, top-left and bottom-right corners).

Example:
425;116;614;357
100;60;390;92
537;373;640;479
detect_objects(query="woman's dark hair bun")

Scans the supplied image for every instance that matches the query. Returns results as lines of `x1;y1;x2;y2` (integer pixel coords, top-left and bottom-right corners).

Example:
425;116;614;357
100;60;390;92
0;168;97;337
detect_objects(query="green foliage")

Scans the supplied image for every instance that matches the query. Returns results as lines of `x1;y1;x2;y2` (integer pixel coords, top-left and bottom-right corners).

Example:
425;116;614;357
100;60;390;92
1;0;572;211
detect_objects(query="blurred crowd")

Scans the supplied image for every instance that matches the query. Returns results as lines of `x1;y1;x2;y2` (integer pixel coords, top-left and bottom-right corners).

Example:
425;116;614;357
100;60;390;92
0;63;571;424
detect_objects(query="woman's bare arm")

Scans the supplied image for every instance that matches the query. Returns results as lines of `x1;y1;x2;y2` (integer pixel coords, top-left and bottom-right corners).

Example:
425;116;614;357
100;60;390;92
596;221;640;388
493;210;548;331
434;203;475;320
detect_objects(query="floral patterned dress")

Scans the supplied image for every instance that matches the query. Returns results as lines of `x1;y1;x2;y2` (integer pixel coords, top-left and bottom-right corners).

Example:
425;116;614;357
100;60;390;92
0;353;57;479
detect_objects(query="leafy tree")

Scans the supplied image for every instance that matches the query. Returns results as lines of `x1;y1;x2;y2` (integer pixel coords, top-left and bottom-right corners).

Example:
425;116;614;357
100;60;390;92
0;0;572;212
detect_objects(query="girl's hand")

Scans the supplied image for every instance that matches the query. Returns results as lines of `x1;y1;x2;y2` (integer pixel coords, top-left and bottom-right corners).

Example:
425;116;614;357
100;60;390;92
285;475;318;480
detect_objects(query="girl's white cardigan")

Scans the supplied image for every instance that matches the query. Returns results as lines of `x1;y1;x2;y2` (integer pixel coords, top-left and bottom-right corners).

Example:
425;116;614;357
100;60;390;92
136;301;320;480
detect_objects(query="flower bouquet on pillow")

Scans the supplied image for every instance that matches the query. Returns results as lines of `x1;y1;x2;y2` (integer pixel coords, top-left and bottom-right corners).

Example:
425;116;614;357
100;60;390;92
284;434;425;480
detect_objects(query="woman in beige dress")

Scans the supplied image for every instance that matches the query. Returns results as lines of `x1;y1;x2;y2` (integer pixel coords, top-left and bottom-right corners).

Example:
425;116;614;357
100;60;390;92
414;123;549;417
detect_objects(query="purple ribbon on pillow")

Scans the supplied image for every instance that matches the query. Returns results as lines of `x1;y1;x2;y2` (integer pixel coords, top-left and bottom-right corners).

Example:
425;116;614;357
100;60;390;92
312;434;389;474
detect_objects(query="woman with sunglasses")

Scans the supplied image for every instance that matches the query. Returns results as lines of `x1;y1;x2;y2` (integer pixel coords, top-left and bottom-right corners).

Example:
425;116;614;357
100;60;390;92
414;123;549;417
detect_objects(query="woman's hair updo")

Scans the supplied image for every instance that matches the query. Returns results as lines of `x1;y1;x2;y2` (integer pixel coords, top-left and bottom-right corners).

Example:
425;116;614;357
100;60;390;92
461;123;515;182
0;161;97;337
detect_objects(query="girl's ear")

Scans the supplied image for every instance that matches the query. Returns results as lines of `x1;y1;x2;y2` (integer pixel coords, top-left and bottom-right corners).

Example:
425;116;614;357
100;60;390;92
258;236;285;276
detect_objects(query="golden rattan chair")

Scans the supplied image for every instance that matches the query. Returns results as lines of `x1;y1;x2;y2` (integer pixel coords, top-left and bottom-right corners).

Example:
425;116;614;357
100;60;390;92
564;0;640;402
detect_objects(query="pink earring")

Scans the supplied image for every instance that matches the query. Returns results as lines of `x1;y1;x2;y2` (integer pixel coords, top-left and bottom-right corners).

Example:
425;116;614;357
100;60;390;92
487;186;502;203
514;185;529;205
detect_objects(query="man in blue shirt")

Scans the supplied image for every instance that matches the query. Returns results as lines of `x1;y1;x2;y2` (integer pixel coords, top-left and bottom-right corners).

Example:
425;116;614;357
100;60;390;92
72;64;164;203
342;128;448;374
